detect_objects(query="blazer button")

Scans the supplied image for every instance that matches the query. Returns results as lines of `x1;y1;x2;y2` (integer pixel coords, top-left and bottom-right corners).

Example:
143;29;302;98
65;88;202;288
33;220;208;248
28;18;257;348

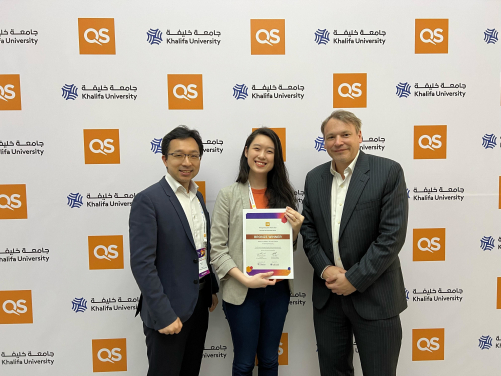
193;280;198;284
193;259;197;263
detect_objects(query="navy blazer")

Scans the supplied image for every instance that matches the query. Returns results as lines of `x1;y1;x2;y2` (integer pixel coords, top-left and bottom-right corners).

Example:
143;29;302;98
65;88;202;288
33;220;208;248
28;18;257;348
129;178;218;330
301;151;408;320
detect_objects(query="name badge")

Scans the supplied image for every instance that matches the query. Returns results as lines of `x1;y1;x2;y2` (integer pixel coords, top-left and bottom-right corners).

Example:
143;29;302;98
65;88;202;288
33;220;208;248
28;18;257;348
197;248;210;278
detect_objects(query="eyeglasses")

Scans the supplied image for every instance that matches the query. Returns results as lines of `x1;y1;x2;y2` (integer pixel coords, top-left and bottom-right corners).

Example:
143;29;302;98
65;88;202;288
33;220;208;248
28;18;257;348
167;153;201;161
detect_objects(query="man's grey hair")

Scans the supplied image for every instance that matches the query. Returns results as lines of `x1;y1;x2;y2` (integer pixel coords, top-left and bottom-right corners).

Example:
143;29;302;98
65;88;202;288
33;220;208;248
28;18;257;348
321;110;362;134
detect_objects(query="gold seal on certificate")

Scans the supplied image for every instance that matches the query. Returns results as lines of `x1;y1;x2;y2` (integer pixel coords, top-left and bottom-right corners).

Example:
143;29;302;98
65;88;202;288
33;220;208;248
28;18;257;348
242;209;293;279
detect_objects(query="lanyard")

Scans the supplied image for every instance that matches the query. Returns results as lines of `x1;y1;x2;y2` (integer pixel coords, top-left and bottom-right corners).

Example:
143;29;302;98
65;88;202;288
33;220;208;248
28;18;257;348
248;182;257;210
197;198;207;244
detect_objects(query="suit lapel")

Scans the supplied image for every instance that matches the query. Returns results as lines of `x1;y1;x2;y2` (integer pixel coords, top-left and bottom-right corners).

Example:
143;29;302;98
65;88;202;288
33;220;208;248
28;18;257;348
159;178;196;249
339;152;370;239
239;183;251;210
319;166;333;248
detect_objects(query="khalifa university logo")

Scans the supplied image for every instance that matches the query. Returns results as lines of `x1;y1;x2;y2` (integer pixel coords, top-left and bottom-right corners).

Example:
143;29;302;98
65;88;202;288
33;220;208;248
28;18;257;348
484;29;498;44
72;297;88;313
62;84;78;100
150;138;162;154
405;289;410;301
480;236;495;251
482;134;497;149
396;82;411;98
233;84;248;100
314;136;326;152
314;29;330;45
479;335;493;350
67;193;83;208
147;28;163;45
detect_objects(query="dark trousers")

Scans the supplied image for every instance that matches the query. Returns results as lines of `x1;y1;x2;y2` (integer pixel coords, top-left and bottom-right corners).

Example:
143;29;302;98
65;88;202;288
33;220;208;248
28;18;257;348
143;289;209;376
223;281;290;376
314;293;402;376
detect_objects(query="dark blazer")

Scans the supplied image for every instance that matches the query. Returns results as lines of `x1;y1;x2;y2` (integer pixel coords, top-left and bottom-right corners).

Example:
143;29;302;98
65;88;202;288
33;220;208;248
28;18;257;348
129;178;218;331
301;151;408;320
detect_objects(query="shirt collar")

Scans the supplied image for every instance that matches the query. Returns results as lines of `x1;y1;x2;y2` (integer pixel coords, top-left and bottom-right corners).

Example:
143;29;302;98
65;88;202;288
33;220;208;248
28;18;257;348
330;150;360;177
165;171;198;195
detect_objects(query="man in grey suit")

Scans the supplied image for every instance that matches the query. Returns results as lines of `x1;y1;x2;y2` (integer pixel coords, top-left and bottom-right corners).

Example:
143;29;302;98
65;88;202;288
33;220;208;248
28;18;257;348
301;110;408;376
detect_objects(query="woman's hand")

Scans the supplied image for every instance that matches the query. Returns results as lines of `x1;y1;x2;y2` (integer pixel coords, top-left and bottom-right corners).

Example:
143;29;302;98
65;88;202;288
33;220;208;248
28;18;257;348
244;272;276;288
285;206;304;241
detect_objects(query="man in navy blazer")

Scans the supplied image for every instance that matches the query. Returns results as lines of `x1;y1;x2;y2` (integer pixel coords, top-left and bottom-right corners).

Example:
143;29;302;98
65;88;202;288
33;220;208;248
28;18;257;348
130;126;219;376
301;110;408;376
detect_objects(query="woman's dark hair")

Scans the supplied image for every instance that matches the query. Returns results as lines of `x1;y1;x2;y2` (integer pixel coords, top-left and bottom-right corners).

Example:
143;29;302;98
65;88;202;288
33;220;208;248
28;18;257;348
161;125;204;158
236;127;297;210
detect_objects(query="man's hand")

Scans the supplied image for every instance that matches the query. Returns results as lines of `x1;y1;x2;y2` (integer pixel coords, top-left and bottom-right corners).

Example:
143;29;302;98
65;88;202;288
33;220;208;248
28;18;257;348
322;265;346;282
209;294;218;312
326;273;356;296
158;317;182;335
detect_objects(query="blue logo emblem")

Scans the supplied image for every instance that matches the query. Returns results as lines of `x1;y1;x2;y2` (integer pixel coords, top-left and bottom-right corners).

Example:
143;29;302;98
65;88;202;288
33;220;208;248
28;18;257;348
62;84;78;100
405;289;409;301
480;236;495;251
478;335;493;350
314;29;330;45
314;136;326;152
482;134;497;149
484;29;498;44
67;193;83;208
396;82;411;98
151;138;163;154
406;188;410;199
71;297;88;313
233;84;248;100
147;28;163;45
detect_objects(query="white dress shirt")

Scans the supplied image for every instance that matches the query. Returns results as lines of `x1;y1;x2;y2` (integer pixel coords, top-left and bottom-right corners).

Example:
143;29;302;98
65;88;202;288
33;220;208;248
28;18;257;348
164;172;206;250
329;151;360;271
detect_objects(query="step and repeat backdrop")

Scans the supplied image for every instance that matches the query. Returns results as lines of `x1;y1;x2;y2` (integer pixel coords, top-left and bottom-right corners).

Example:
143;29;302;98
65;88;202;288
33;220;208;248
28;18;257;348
1;1;501;375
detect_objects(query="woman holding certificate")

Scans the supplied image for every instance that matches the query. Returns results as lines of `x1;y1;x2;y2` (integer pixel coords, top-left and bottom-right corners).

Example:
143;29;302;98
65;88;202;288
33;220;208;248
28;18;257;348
210;127;304;376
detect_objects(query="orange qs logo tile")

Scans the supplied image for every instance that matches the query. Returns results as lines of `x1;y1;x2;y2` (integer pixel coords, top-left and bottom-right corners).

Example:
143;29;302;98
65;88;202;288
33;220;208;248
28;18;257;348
0;74;21;110
167;74;203;110
0;184;27;220
78;18;116;55
0;290;33;324
333;73;367;108
83;129;120;164
413;228;446;261
251;19;285;55
412;328;444;361
92;338;127;372
414;125;447;159
88;235;124;270
415;19;448;54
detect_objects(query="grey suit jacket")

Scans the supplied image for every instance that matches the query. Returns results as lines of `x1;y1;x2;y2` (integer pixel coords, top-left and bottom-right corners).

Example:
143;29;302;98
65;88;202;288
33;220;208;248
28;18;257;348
210;182;293;305
301;151;408;320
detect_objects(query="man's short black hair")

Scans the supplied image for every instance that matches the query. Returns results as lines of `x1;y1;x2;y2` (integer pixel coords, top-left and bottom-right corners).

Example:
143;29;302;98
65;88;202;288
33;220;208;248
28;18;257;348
161;125;204;158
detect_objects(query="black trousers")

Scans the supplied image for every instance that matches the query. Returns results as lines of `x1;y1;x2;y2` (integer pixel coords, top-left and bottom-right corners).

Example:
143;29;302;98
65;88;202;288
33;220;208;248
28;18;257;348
314;293;402;376
143;289;209;376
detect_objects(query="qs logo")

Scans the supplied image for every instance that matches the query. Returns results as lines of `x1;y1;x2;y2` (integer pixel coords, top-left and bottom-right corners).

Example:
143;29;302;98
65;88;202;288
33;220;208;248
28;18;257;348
0;290;33;324
414;125;447;159
92;338;127;372
78;18;116;55
0;74;22;110
83;129;120;164
167;74;203;110
195;181;206;203
415;19;448;54
412;328;444;361
252;127;286;161
0;184;27;220
333;73;367;108
250;19;285;55
413;228;446;261
88;235;124;270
